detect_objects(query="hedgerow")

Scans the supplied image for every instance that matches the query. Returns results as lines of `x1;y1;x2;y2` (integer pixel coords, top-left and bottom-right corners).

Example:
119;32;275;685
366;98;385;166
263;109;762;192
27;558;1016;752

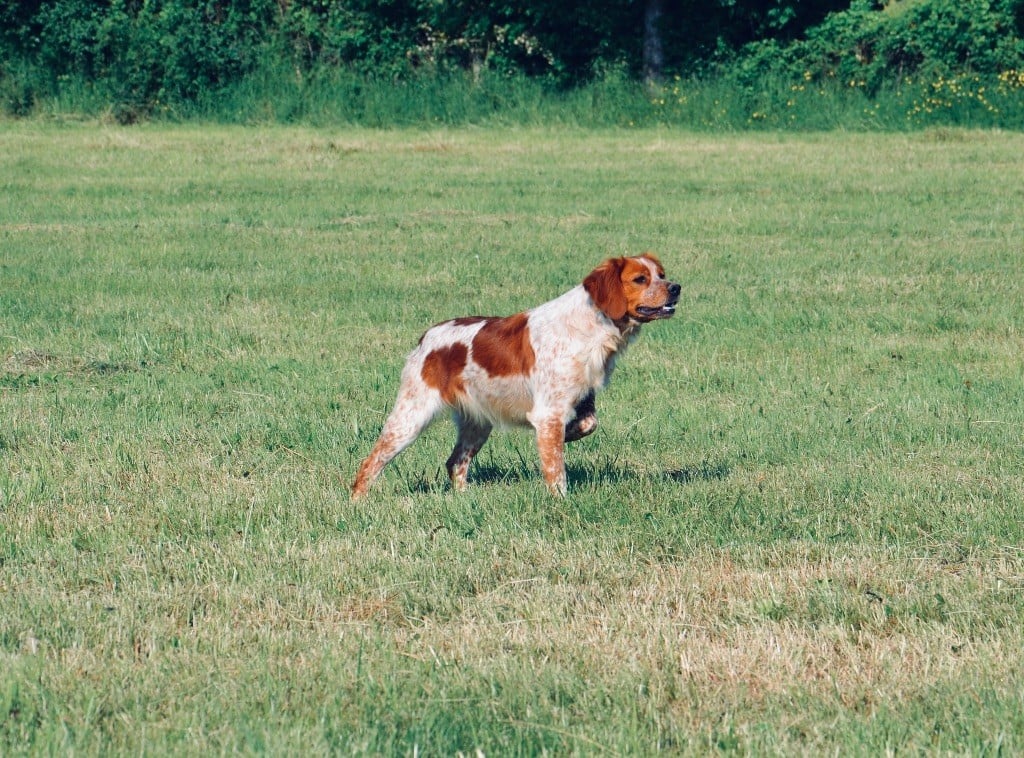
1;0;1022;126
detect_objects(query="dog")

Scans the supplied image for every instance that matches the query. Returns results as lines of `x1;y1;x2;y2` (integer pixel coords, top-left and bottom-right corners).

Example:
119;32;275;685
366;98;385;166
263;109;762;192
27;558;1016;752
350;254;680;498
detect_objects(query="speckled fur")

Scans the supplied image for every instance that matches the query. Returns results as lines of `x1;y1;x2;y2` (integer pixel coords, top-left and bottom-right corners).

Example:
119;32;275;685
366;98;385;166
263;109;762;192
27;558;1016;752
351;254;680;498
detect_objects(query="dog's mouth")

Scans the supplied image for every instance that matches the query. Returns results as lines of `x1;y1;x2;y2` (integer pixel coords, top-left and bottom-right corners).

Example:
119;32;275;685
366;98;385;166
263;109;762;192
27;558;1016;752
636;299;678;320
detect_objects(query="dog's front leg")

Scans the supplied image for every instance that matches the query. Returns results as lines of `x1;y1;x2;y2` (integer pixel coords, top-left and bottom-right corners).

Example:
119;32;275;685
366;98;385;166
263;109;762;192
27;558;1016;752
532;414;568;496
565;390;597;442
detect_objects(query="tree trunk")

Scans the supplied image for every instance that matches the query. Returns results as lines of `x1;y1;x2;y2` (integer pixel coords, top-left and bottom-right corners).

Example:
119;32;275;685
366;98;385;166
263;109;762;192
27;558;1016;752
643;0;665;87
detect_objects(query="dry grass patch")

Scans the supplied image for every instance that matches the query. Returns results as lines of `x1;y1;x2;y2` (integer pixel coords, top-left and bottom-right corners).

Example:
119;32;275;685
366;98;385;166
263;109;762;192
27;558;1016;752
405;543;1024;713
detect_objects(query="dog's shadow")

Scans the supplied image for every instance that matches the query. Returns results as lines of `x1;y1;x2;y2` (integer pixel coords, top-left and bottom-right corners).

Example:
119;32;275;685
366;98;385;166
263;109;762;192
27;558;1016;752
397;454;732;495
470;457;733;489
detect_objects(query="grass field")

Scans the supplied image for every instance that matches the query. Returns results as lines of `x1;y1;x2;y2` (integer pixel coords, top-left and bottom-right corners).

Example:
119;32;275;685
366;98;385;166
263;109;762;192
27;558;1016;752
2;123;1023;754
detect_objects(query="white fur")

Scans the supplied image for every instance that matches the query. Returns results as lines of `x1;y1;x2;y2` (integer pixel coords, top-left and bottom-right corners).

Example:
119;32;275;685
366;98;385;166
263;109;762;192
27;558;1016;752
403;285;637;430
351;254;676;499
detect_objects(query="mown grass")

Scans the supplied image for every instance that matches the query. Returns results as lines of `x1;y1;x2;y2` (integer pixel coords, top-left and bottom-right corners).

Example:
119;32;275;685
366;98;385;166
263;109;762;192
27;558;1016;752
2;123;1023;754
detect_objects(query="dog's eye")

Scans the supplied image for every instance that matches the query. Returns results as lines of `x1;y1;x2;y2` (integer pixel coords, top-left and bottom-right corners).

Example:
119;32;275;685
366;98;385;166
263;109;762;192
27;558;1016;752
633;275;648;284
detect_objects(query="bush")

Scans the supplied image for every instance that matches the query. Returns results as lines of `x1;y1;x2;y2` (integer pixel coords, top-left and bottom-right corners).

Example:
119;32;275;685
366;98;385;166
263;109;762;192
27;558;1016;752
0;72;35;118
1;0;1023;128
731;0;1024;92
18;0;276;118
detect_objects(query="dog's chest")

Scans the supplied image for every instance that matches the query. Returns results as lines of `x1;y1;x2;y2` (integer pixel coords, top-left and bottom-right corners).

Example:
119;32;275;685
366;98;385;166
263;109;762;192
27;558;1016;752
527;290;625;392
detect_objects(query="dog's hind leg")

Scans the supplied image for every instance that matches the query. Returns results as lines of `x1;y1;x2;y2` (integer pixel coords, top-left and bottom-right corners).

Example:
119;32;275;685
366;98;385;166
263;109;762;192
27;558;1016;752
445;413;493;491
351;388;444;500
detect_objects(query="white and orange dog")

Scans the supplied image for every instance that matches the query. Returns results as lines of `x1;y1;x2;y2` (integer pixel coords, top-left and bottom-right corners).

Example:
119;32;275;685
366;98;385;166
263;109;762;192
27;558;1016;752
351;254;680;498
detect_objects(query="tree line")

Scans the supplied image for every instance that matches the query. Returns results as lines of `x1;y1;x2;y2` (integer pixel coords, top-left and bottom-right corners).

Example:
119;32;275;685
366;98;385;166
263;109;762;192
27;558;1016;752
1;0;1023;119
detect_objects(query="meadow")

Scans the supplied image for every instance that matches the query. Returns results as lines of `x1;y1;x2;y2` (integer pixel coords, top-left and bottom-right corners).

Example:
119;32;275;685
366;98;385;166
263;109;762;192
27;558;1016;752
1;123;1023;754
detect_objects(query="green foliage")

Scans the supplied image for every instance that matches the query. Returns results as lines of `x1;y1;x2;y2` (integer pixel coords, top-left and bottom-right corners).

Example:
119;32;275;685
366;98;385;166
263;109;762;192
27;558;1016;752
733;0;1024;91
5;0;274;120
3;0;1023;123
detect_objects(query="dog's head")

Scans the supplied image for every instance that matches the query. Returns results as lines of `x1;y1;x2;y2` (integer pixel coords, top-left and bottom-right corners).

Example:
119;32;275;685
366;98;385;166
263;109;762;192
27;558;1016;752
583;254;681;325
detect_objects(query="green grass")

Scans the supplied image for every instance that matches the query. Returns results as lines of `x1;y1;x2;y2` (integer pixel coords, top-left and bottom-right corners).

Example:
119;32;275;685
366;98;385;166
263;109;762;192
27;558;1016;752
13;65;1024;129
2;123;1023;754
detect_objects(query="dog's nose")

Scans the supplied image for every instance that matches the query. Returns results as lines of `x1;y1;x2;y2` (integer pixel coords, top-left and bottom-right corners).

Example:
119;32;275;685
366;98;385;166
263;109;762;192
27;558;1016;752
668;283;681;298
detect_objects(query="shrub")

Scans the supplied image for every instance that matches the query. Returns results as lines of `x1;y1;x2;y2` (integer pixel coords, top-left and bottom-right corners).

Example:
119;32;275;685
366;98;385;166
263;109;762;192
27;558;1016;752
1;0;1022;127
21;0;277;117
730;0;1024;92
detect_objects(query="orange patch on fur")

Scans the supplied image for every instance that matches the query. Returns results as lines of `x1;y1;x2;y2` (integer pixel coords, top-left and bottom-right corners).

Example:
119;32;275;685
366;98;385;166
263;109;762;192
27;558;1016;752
583;258;628;321
584;255;665;323
471;313;536;377
640;252;663;271
620;257;654;289
421;343;468;404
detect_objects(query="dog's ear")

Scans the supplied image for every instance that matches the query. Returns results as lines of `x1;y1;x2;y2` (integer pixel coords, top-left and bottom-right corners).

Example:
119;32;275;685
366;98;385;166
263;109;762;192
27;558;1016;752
583;257;628;321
